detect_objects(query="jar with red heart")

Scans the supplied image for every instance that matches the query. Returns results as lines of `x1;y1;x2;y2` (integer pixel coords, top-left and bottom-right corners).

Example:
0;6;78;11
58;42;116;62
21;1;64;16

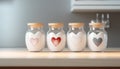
25;23;45;52
88;23;108;51
67;23;86;51
47;23;66;51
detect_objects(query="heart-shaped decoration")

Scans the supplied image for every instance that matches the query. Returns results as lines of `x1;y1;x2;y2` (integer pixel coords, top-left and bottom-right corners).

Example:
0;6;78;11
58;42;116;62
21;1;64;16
51;37;61;47
93;38;103;47
30;38;39;46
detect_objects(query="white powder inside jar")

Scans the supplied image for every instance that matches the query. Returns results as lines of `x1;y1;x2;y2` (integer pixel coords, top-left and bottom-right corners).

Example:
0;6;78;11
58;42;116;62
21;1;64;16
67;32;86;51
47;32;66;51
25;32;45;51
88;32;107;51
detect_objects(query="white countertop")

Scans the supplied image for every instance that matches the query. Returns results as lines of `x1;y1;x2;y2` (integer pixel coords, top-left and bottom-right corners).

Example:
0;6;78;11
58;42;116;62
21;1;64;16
0;48;120;67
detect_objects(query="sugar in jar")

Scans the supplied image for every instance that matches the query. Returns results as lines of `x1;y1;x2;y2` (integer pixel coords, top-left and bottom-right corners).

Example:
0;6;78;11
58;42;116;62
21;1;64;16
67;23;86;51
47;23;66;51
88;23;108;51
25;23;45;51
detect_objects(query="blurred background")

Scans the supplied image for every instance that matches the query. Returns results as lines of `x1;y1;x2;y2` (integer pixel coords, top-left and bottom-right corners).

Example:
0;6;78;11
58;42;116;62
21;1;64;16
0;0;120;48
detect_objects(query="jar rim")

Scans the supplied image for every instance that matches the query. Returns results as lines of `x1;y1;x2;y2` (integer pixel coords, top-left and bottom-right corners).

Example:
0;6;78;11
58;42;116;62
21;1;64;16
48;23;64;28
69;22;84;28
28;23;44;28
89;22;104;28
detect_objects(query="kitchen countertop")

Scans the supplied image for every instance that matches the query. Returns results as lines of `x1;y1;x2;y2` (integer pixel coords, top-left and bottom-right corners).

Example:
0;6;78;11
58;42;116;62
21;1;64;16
0;48;120;67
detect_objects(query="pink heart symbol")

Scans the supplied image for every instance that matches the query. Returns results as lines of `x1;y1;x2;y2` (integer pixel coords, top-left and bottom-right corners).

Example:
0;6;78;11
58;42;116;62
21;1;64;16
51;37;61;47
30;38;39;46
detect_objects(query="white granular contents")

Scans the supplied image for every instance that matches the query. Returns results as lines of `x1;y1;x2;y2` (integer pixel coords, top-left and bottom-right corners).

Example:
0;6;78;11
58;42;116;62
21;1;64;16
47;32;66;51
88;32;107;51
25;32;45;51
67;32;86;51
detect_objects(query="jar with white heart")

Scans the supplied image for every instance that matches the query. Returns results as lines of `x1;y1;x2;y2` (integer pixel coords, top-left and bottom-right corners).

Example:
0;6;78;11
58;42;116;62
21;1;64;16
25;23;45;52
47;23;66;51
88;23;108;51
67;23;86;51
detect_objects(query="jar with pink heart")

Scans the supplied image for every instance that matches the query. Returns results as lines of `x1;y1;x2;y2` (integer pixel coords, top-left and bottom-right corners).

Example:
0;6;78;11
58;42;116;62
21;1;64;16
67;23;86;51
47;23;66;51
88;23;108;51
25;23;45;52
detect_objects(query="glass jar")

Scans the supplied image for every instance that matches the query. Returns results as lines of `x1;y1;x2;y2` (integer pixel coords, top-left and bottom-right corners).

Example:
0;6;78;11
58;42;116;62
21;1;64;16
88;23;108;51
67;23;86;51
47;23;66;51
25;23;45;52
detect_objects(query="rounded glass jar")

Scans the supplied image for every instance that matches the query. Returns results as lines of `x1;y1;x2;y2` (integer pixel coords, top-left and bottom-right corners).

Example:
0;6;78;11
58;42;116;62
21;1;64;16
67;23;86;51
25;23;45;52
88;23;108;51
47;23;66;51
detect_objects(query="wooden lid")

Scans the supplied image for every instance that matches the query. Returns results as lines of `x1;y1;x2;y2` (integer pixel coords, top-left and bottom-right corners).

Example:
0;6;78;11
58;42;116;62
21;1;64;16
69;23;84;28
48;23;64;28
28;23;43;28
89;23;104;28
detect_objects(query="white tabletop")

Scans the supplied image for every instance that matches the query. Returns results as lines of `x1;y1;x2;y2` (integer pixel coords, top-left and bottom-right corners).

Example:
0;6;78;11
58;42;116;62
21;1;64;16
0;48;120;67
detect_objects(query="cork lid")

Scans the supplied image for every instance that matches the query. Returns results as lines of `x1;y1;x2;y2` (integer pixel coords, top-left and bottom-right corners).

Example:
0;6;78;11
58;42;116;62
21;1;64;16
69;23;84;28
28;23;44;28
48;23;64;28
89;23;104;28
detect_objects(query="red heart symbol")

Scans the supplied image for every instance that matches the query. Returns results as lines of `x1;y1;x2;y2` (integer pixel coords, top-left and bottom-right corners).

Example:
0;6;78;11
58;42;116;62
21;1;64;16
30;38;39;46
51;37;61;47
